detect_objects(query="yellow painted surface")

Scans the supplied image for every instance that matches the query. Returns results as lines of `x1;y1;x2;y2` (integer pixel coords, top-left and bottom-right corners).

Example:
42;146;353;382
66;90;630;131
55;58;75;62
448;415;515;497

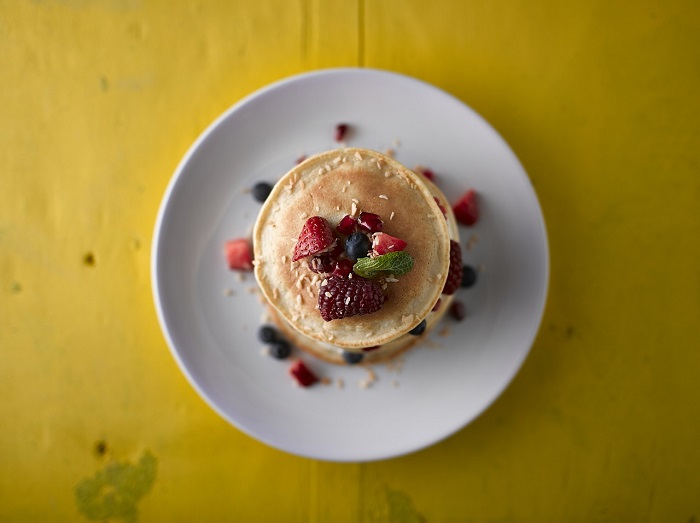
2;1;699;521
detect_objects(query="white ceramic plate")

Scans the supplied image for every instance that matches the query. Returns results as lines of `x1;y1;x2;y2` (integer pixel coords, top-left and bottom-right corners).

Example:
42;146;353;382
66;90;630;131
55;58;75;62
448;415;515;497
152;68;548;462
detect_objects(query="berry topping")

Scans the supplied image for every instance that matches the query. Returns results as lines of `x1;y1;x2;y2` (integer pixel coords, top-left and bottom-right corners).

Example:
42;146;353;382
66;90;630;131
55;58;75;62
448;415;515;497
342;351;364;365
345;232;372;261
358;212;384;233
289;360;318;387
442;240;463;295
433;197;447;217
309;255;335;274
332;259;354;278
371;232;408;256
408;319;427;336
462;265;478;288
295;155;307;164
293;216;336;261
453;189;479;226
450;300;466;321
363;345;381;352
336;214;357;235
269;340;292;359
318;275;385;321
252;182;273;203
258;325;278;344
421;168;435;181
224;238;253;271
431;298;442;312
353;251;414;279
335;123;349;142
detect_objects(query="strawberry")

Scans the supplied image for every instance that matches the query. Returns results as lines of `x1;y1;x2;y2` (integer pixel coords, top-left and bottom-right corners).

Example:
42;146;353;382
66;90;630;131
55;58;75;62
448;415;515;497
371;232;407;256
452;189;479;226
289;360;318;387
292;216;336;261
224;238;253;271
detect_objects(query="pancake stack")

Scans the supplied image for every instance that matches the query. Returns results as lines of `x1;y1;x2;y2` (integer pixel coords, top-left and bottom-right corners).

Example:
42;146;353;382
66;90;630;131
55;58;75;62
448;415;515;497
253;148;459;363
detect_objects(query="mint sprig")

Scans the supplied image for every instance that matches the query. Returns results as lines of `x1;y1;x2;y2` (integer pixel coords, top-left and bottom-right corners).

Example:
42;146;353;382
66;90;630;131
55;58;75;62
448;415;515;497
353;251;414;279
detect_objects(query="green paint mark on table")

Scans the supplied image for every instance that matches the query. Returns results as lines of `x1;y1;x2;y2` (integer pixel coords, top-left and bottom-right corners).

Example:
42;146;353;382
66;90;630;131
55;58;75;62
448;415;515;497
75;450;157;523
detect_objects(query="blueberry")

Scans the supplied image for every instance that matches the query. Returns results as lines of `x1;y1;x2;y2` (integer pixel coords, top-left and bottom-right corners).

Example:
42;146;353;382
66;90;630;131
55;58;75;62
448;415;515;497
252;182;273;203
258;325;278;343
461;265;477;288
268;340;291;359
345;232;371;261
342;351;364;365
408;319;427;336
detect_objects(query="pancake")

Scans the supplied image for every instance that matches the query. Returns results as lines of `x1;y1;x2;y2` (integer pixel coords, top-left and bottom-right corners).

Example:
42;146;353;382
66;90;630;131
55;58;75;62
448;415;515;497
253;148;453;352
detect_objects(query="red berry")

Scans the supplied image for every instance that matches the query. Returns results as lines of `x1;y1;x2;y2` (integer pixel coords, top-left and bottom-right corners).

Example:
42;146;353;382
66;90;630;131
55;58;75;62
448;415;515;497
295;155;307;165
432;298;442;312
332;259;354;278
363;345;381;352
327;240;345;259
358;212;383;233
371;232;407;255
433;196;447;217
224;238;253;271
442;240;463;295
318;274;385;321
289;360;318;387
293;216;336;261
336;215;357;235
421;168;435;181
453;189;479;226
309;255;335;274
450;300;466;321
335;124;349;142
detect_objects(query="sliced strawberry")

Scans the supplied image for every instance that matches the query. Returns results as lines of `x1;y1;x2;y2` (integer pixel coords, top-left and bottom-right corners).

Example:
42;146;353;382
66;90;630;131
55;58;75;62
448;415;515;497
225;238;253;271
289;360;318;387
292;216;336;261
453;189;479;226
371;232;408;256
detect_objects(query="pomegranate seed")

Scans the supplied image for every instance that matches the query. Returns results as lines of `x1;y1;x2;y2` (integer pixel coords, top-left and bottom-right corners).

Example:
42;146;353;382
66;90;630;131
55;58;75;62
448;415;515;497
432;299;442;312
335;124;349;142
332;259;354;278
450;300;466;321
295;155;307;165
336;215;357;235
363;345;381;352
358;212;383;233
289;360;318;387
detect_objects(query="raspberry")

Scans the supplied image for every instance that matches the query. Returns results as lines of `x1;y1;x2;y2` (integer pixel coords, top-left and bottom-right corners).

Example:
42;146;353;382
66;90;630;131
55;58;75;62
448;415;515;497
442;240;463;295
293;216;336;261
318;274;385;321
453;189;479;226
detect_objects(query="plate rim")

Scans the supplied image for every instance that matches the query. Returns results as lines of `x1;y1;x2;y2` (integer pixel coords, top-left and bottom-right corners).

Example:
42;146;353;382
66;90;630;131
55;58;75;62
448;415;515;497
151;67;550;462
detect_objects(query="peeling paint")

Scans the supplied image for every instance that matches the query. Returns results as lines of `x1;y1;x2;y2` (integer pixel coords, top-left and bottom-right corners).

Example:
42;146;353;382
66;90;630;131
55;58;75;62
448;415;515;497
386;489;425;523
75;450;157;523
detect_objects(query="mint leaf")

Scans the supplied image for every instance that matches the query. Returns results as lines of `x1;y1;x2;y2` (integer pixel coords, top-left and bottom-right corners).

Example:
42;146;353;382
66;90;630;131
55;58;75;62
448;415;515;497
353;251;414;279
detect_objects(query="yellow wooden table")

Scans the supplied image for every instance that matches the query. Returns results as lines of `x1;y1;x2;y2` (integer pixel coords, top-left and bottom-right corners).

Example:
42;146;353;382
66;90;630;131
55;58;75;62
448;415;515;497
2;1;699;521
